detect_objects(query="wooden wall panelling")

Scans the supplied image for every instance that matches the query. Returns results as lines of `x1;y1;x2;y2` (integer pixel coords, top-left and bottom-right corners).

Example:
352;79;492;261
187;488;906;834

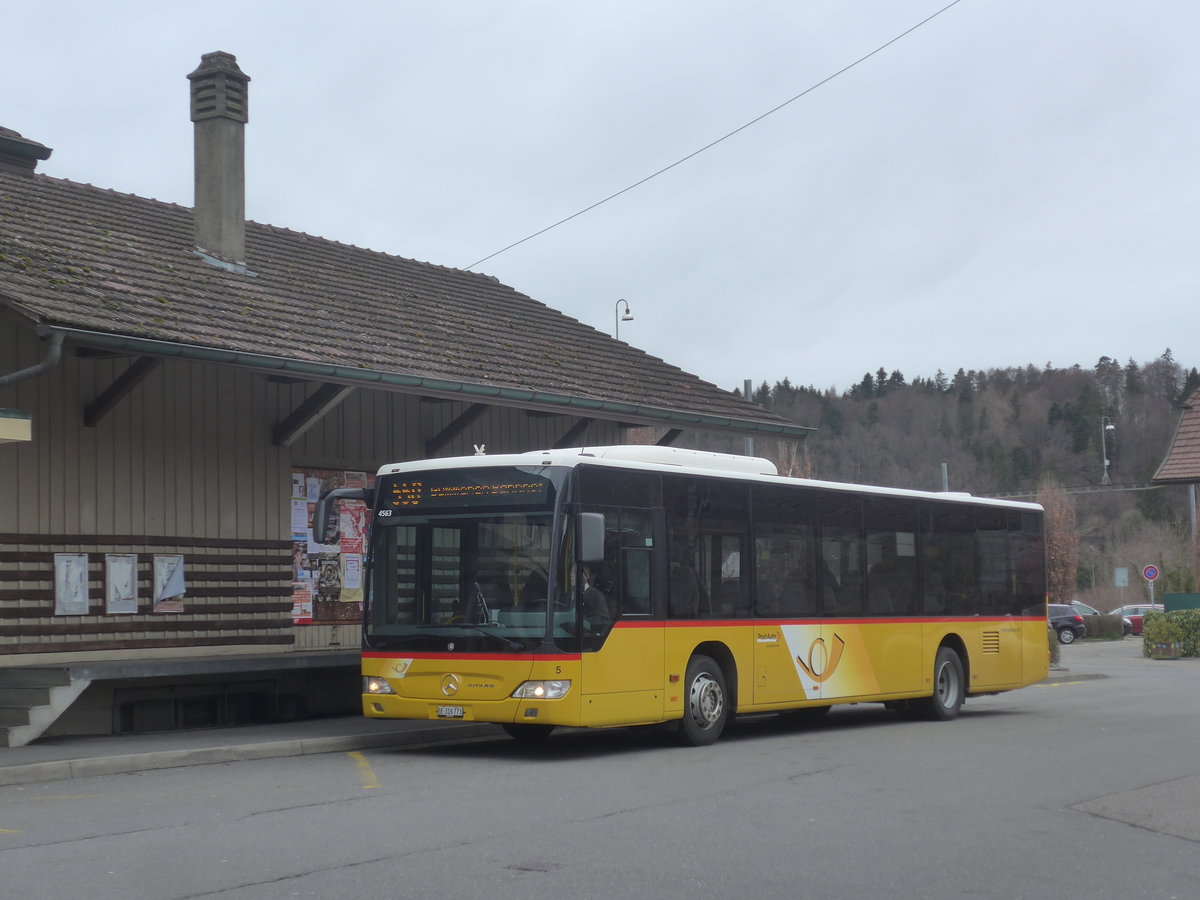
138;351;164;536
0;535;293;653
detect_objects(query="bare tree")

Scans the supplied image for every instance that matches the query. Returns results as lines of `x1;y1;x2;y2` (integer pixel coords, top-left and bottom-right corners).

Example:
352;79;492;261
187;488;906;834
1038;478;1079;605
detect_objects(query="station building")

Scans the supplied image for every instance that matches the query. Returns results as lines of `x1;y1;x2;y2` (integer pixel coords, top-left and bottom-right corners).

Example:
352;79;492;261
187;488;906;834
0;52;809;745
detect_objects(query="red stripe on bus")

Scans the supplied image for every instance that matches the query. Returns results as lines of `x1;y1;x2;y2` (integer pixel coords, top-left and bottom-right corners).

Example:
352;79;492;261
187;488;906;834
363;651;581;662
657;616;1046;628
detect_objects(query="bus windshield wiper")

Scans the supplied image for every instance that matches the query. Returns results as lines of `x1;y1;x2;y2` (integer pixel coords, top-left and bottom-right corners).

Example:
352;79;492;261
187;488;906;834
451;623;526;652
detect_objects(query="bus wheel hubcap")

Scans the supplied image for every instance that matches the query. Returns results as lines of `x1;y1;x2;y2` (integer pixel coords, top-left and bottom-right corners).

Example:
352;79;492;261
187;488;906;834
690;673;723;728
936;663;958;707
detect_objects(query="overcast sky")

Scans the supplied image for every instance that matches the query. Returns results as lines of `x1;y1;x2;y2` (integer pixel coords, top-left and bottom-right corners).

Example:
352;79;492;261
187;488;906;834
5;1;1197;394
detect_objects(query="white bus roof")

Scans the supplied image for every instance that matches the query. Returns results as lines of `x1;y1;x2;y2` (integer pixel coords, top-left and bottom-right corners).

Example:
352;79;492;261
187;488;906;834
376;445;1043;512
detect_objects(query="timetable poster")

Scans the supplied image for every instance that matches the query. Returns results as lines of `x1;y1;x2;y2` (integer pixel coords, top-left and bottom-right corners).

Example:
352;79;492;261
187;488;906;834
54;553;90;616
105;554;139;614
152;555;186;613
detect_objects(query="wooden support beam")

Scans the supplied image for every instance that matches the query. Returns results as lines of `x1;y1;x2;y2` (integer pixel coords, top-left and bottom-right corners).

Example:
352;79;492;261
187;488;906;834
272;383;355;447
83;357;161;427
656;429;683;446
553;418;593;449
426;403;489;456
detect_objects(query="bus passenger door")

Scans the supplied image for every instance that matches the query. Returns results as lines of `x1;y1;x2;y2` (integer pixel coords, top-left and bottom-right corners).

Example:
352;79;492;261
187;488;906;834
580;512;665;726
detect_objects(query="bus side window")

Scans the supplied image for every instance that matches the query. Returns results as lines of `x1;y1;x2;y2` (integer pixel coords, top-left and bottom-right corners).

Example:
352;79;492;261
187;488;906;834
664;474;749;619
715;533;751;618
923;504;975;616
819;491;864;616
623;548;652;614
864;497;918;616
751;482;817;618
669;555;707;618
579;506;657;621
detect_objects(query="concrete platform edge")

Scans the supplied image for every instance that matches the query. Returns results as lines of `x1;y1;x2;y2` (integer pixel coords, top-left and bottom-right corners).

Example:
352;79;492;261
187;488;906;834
0;723;501;787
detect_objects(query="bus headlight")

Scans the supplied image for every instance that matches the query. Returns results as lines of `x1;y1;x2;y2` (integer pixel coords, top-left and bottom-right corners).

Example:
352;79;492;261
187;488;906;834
364;676;396;695
511;680;571;700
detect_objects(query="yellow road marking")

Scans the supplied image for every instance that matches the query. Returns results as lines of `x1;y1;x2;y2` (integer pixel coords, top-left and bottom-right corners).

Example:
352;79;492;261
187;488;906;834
0;828;23;834
347;751;380;789
1037;680;1093;687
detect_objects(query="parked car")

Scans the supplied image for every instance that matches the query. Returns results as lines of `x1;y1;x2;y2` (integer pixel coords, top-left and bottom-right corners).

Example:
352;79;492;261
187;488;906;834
1072;600;1133;636
1049;603;1086;644
1108;604;1165;636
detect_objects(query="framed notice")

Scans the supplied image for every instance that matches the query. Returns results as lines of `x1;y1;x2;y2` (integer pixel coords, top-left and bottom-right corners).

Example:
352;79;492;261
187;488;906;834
105;554;139;614
54;553;90;615
153;554;186;613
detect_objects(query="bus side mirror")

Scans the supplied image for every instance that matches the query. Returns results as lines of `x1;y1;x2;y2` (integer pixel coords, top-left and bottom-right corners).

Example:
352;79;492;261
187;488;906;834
576;512;605;563
313;488;373;544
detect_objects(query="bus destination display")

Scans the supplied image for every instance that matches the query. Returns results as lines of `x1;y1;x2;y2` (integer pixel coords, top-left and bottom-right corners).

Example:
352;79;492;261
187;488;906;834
385;470;551;510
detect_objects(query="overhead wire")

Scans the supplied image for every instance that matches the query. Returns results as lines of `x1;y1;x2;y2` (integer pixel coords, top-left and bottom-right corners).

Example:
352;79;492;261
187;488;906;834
463;0;964;271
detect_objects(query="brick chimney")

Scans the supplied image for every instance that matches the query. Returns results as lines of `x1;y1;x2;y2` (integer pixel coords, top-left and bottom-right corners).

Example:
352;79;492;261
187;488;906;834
0;127;52;175
187;52;250;272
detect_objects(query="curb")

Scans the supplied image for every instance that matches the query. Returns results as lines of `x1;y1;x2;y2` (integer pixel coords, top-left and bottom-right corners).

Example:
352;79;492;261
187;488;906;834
1039;671;1108;685
0;723;501;787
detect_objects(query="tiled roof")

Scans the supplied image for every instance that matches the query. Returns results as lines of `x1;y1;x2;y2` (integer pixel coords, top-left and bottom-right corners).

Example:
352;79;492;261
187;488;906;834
0;171;808;437
1153;388;1200;483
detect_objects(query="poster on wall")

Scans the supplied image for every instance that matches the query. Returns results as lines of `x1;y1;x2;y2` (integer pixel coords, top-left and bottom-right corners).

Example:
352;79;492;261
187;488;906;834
53;553;90;615
105;554;139;614
152;554;186;613
291;468;373;624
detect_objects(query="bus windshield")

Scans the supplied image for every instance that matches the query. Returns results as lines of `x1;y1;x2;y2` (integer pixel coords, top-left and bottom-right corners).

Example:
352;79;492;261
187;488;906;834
364;467;569;653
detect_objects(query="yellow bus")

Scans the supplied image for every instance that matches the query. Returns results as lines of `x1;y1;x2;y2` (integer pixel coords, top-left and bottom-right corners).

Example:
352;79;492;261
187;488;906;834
315;446;1047;746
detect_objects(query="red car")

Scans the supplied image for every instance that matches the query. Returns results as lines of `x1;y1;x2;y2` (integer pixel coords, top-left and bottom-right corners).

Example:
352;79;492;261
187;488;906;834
1108;604;1164;636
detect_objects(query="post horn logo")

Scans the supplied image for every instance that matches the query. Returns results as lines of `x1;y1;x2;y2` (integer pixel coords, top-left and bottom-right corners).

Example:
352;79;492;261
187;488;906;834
796;634;846;683
441;674;461;696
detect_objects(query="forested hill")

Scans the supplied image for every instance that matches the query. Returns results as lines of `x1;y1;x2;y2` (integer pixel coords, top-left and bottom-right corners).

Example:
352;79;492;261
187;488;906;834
736;350;1197;497
706;350;1199;600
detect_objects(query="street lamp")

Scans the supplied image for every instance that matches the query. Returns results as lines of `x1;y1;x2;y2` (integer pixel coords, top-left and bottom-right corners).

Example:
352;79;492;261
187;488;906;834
614;298;633;340
1100;416;1116;485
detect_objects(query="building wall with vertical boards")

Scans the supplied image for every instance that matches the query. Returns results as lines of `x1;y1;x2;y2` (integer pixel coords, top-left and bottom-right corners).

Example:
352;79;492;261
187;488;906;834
0;320;622;659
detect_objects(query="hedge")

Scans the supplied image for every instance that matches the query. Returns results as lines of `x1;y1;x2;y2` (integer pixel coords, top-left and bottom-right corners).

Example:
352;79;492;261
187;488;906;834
1142;609;1200;658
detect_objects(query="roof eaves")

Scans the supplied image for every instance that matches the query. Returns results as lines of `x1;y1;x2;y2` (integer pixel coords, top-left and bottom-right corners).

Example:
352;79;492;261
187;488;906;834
1151;389;1200;484
48;326;815;439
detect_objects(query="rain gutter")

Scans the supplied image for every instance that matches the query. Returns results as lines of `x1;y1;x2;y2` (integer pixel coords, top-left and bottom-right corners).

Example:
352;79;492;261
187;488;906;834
43;326;814;438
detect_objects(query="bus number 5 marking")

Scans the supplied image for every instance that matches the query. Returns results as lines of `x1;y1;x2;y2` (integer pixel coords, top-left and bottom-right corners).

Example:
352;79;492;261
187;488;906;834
796;634;846;683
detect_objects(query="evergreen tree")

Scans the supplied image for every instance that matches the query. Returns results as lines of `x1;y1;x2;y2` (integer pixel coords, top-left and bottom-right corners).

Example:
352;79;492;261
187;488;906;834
1177;368;1200;404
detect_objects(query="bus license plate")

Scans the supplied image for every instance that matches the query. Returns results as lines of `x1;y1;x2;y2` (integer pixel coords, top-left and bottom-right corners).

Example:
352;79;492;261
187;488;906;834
436;705;465;719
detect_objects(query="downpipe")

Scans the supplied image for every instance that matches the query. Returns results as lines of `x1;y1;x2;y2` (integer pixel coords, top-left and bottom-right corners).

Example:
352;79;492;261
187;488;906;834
0;326;64;389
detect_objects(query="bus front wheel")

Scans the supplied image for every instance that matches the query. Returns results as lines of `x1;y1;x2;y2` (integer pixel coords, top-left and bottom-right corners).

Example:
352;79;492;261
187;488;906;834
676;654;728;746
916;646;965;721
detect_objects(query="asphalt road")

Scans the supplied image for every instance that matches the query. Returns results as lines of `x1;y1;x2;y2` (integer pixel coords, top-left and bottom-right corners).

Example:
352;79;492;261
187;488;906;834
1;640;1197;900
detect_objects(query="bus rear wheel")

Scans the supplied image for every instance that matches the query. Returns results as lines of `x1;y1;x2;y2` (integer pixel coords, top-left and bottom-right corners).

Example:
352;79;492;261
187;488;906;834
915;646;965;721
676;654;728;746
